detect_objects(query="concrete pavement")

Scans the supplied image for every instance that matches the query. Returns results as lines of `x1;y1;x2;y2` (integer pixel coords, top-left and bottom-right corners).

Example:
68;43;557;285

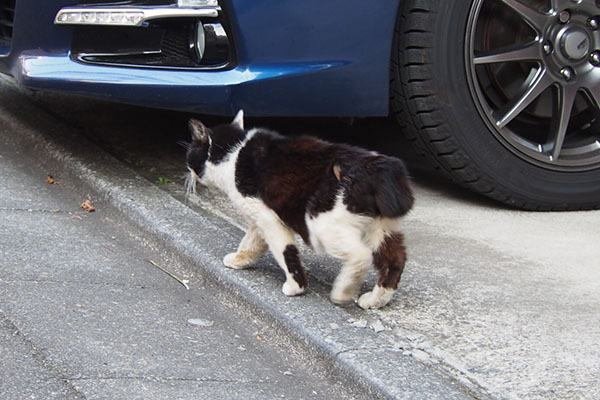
2;78;600;399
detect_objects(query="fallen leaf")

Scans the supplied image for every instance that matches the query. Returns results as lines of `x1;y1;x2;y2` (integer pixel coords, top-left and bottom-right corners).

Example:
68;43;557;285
81;200;96;213
257;335;266;342
46;175;59;184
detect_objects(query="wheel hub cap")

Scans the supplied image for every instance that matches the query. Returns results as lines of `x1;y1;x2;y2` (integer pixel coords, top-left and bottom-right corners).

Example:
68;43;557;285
560;27;590;60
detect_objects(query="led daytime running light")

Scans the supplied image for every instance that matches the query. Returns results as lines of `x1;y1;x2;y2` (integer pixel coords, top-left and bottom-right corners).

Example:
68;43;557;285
55;7;220;27
56;11;144;26
177;0;219;7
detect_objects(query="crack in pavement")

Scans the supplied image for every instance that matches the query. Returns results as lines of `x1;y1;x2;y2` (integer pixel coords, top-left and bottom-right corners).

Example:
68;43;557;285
0;312;87;399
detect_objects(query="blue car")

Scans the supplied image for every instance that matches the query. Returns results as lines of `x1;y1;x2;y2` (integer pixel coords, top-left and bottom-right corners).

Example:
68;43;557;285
2;0;599;210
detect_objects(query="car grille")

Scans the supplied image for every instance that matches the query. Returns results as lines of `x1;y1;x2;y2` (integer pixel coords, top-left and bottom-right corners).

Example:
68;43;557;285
0;0;15;53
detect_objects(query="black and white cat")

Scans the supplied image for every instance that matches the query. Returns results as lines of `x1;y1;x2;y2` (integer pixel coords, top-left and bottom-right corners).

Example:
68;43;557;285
185;111;413;309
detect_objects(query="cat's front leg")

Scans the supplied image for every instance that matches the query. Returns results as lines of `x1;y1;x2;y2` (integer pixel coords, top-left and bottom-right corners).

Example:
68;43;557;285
257;218;307;296
223;224;268;269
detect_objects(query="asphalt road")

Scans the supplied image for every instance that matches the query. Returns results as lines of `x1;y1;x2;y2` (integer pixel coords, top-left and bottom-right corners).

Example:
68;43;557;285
0;99;373;399
2;78;600;400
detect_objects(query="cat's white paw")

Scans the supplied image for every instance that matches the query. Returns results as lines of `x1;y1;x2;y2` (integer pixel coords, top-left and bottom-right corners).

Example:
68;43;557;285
223;252;252;270
282;280;305;296
357;286;395;309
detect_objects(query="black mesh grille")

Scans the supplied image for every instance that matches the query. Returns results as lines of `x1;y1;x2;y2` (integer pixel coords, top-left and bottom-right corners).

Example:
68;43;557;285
0;0;15;46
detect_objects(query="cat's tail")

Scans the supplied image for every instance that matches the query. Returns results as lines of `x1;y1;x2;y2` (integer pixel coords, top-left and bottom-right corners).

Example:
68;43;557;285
371;157;414;218
341;155;414;218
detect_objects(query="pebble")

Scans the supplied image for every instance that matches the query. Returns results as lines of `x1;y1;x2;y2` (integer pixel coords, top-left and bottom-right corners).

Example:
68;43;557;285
371;320;385;333
187;318;214;327
411;349;431;362
350;319;368;328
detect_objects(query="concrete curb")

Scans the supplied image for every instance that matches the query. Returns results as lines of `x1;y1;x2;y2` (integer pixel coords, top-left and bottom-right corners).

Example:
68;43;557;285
1;87;475;399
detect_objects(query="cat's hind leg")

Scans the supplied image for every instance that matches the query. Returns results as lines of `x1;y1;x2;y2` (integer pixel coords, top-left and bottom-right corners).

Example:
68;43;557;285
223;224;268;269
307;209;372;305
358;232;406;309
329;242;373;305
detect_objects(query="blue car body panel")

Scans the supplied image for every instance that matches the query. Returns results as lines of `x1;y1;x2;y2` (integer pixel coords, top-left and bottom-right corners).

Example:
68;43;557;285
0;0;401;116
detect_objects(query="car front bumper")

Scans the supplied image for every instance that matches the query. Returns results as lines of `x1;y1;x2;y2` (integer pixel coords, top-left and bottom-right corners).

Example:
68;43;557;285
0;0;399;116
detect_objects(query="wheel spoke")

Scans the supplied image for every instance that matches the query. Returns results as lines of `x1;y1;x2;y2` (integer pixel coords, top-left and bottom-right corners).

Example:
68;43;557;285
585;85;600;110
499;0;548;32
474;40;541;65
548;86;577;161
493;68;554;128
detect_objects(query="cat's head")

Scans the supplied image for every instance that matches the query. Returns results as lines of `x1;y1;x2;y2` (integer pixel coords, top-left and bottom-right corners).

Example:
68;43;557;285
185;110;245;195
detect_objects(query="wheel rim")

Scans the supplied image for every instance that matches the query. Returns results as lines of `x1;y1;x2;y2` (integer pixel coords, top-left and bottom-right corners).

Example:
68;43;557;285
466;0;600;171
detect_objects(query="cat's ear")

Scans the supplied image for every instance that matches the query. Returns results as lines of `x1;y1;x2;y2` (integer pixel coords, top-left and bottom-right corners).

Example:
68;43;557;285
232;109;244;130
189;119;210;143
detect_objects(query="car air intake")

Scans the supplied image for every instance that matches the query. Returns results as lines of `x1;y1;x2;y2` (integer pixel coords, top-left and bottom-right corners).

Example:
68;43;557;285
0;0;15;54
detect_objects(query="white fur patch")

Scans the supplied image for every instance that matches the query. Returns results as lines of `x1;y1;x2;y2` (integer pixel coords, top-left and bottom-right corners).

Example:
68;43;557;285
306;194;376;303
283;279;304;296
358;285;395;309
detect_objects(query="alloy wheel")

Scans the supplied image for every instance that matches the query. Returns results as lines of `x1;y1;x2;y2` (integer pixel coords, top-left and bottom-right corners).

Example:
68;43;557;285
466;0;600;171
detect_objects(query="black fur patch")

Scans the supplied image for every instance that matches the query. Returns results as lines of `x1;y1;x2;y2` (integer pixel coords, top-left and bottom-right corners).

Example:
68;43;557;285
236;130;340;243
235;129;414;242
343;156;414;218
373;233;406;289
185;139;210;178
208;123;247;164
283;244;307;289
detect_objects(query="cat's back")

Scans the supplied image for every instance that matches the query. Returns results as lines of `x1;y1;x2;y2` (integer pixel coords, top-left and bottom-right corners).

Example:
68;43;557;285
236;129;413;219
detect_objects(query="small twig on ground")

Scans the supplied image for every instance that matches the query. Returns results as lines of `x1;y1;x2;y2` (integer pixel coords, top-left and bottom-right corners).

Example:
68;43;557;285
147;259;190;290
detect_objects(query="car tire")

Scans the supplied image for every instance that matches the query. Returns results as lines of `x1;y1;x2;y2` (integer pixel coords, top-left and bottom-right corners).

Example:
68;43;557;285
390;0;600;210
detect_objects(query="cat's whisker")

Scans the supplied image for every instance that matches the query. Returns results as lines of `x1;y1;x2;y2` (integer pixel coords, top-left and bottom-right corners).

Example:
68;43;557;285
184;171;198;203
177;140;191;150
